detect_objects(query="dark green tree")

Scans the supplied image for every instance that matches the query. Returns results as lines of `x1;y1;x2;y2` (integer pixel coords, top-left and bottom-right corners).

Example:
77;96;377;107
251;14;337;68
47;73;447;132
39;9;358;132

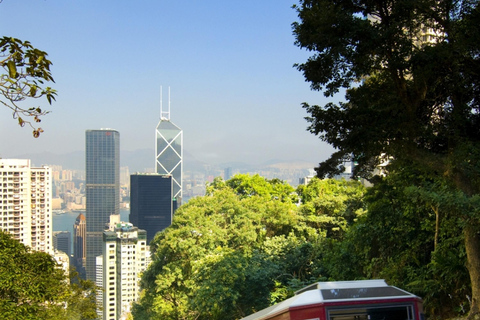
0;231;98;320
293;0;480;316
359;166;470;317
0;36;56;137
0;230;67;320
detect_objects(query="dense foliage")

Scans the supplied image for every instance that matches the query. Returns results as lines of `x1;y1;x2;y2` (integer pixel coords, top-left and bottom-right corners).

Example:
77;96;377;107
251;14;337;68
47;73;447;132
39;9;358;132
293;0;480;316
326;165;473;318
0;231;98;320
133;174;366;320
133;173;477;319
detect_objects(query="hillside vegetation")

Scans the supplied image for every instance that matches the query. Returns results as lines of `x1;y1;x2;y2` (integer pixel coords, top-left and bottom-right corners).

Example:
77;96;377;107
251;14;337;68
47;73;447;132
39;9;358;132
133;173;470;320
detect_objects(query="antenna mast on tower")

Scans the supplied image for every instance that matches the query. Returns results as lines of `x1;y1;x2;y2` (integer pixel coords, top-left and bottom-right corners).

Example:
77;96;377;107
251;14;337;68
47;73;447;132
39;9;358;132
160;86;171;120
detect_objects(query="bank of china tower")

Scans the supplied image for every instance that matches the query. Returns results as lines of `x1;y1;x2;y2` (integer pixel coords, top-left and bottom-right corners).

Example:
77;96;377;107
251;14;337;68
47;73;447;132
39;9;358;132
155;94;183;205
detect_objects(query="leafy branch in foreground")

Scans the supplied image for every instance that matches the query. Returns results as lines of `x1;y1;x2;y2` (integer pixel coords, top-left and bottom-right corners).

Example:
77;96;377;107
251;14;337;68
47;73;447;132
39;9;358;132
0;36;56;137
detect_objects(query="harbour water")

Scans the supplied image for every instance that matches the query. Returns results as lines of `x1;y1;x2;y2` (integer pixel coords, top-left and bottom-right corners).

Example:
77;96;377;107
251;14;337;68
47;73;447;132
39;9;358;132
53;209;130;233
52;209;130;253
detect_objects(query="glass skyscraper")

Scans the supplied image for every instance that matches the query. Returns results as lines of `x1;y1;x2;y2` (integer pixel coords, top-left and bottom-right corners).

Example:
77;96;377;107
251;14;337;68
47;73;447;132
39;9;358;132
155;118;183;204
129;174;177;244
85;129;120;281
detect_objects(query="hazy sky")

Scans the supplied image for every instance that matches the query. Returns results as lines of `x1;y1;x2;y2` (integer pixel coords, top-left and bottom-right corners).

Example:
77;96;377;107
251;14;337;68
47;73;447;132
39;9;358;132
0;0;335;166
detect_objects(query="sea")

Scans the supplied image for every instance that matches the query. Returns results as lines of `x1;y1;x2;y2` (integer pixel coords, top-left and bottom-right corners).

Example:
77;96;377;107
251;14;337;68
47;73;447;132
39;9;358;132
53;209;130;253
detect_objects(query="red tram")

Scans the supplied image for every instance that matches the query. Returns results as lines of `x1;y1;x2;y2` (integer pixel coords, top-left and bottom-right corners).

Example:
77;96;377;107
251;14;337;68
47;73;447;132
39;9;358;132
241;280;424;320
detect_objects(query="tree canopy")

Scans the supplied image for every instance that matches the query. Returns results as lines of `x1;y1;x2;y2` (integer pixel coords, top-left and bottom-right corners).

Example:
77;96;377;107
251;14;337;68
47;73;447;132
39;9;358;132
293;0;480;316
0;36;56;137
0;231;67;319
0;231;98;320
133;172;476;318
338;165;471;317
133;174;366;320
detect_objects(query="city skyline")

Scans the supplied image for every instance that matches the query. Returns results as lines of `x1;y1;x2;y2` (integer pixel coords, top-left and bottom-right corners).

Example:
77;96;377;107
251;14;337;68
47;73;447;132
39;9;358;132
0;0;335;166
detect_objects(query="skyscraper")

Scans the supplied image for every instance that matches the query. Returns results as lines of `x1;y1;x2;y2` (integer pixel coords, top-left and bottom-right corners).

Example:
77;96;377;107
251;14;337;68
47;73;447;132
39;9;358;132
73;213;86;277
53;230;71;256
85;129;120;281
0;159;53;254
224;167;233;181
129;173;176;243
155;88;183;204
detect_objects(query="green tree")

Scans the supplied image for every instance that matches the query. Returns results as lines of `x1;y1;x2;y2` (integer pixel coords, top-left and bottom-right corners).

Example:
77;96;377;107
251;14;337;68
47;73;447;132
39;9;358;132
297;177;366;239
0;231;67;320
359;167;470;317
64;270;100;320
293;0;480;316
136;186;299;320
0;231;98;320
208;174;298;203
0;36;56;137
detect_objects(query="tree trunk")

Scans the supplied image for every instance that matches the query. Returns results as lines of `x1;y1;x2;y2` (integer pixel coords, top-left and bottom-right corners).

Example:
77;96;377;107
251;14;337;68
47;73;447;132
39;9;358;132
465;224;480;318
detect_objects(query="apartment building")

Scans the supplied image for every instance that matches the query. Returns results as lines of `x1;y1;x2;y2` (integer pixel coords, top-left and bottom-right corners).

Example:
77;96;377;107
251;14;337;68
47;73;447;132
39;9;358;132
0;159;52;253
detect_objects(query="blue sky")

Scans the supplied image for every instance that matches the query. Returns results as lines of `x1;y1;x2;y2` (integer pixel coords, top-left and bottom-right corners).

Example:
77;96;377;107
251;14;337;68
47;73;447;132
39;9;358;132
0;0;335;166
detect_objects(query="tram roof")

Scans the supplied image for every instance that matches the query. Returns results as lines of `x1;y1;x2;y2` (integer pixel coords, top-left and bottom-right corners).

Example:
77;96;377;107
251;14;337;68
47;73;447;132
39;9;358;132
241;280;420;320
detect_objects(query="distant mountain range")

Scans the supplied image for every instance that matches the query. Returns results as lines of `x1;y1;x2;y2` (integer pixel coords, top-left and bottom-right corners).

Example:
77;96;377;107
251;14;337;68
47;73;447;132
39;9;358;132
7;149;317;176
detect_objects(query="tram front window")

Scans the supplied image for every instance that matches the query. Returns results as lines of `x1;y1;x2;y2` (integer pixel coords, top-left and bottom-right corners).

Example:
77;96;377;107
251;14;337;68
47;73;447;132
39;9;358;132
329;305;414;320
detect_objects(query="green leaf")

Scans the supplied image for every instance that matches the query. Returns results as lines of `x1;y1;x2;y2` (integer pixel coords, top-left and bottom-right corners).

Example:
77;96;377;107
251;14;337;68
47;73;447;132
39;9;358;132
6;60;17;78
29;85;37;97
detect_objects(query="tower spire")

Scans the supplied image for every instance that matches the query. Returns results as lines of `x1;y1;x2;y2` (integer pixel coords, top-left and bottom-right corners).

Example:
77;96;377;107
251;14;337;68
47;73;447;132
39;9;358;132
160;86;171;121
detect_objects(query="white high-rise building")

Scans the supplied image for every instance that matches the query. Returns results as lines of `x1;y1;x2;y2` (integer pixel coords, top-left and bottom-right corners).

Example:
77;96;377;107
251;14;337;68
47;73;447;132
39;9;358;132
96;255;104;320
101;215;149;320
0;159;52;253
